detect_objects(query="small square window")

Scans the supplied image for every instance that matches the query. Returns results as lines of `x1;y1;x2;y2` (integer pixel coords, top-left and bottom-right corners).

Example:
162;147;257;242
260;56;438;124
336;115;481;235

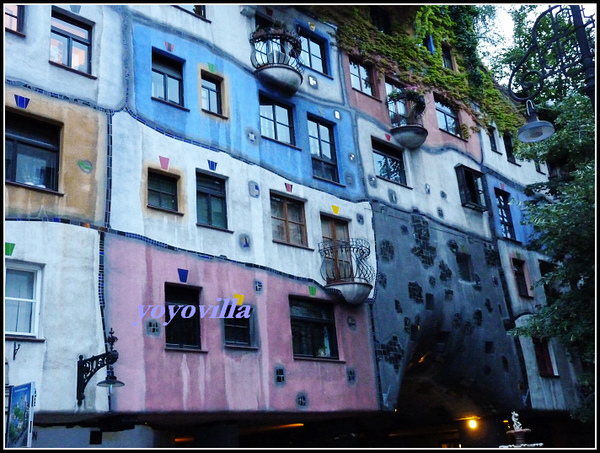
196;172;227;229
290;298;338;359
455;165;486;211
5;262;41;336
270;193;307;247
224;305;256;347
50;9;92;74
148;171;178;212
5;5;24;33
308;117;338;183
259;94;294;145
201;72;222;115
5;111;61;191
165;284;201;349
152;50;184;106
349;59;373;96
373;139;407;186
298;30;327;74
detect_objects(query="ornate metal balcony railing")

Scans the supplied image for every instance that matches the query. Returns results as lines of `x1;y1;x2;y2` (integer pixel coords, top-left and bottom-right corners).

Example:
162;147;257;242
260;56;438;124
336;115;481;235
318;238;375;285
249;27;304;93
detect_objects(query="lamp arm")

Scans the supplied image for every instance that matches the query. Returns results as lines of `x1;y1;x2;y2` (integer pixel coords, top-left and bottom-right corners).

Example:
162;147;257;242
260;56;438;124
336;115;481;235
76;350;119;405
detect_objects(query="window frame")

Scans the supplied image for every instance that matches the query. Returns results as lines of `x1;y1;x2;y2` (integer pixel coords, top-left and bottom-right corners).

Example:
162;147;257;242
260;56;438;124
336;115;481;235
200;71;223;115
289;297;339;360
435;97;461;137
495;188;516;240
50;8;93;74
503;132;518;164
455;165;486;211
441;44;454;70
385;80;409;127
259;94;294;145
5;111;61;192
456;252;473;282
320;215;352;283
152;49;184;107
349;59;373;96
270;193;308;247
175;5;207;19
5;4;24;34
487;126;500;154
370;6;391;34
532;337;557;377
5;262;42;337
164;283;202;350
223;304;258;349
148;170;179;213
298;29;328;75
308;116;339;183
196;171;227;229
373;139;407;186
512;258;533;298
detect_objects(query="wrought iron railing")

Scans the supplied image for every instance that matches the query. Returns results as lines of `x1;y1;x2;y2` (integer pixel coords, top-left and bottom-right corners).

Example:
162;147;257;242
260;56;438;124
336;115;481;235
318;238;375;285
249;27;304;74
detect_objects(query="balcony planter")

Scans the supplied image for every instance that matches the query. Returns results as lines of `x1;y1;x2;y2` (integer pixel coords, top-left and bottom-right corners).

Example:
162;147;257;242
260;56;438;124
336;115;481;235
388;88;428;149
250;27;304;94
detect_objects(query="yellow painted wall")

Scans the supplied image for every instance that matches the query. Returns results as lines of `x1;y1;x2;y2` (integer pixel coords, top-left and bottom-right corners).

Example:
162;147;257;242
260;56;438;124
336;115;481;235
5;86;107;224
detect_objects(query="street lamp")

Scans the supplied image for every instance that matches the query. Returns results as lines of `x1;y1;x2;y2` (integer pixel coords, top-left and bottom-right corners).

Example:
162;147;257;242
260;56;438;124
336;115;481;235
508;5;595;142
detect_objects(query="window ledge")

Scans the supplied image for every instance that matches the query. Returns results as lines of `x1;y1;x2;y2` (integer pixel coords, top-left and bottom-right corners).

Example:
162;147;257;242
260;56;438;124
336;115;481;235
272;239;314;251
224;344;259;351
196;223;234;234
500;237;522;245
375;176;413;190
165;346;208;353
5;28;26;38
351;88;382;102
261;135;302;151
6;181;64;196
49;60;97;79
302;66;333;80
461;202;487;213
151;97;190;112
439;128;467;142
201;109;229;120
313;175;345;187
519;294;535;300
293;356;346;364
173;6;211;23
147;205;184;216
539;373;560;378
5;335;45;343
507;160;522;167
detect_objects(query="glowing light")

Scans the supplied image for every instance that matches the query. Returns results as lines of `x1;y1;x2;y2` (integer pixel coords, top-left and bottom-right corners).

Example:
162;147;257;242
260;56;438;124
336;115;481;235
468;419;478;429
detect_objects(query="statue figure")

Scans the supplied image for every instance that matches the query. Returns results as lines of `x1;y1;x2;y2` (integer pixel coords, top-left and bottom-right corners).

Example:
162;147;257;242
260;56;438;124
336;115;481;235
511;411;522;430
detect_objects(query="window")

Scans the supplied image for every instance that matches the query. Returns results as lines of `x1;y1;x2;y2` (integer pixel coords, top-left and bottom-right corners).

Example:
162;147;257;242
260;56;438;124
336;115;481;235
308;117;338;182
298;30;327;74
5;111;60;191
290;298;338;359
512;258;531;297
5;263;41;336
50;9;92;74
456;252;473;281
455;165;486;211
435;98;461;137
196;172;227;229
385;81;408;127
152;50;184;106
495;189;516;240
533;337;556;377
270;193;307;246
503;133;517;164
370;6;391;34
487;127;499;153
148;171;178;212
224;305;256;347
349;59;373;96
201;72;222;115
176;5;206;18
5;5;24;33
165;284;201;349
321;216;352;283
373;139;407;185
442;45;453;70
539;260;560;306
259;95;293;145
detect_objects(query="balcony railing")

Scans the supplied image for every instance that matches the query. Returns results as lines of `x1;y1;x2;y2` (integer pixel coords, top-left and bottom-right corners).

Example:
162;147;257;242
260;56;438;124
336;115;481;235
249;27;304;93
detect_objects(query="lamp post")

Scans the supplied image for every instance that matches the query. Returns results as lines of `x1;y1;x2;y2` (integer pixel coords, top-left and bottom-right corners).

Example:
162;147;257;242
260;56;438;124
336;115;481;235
508;5;595;142
76;328;124;406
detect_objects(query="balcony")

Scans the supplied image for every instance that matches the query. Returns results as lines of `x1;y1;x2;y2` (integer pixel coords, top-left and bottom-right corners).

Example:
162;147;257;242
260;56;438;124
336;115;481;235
250;27;304;94
388;89;428;149
318;239;375;305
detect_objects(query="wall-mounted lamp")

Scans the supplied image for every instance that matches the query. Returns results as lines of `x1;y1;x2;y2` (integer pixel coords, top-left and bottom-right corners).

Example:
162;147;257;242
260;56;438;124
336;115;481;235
517;100;555;143
77;328;124;406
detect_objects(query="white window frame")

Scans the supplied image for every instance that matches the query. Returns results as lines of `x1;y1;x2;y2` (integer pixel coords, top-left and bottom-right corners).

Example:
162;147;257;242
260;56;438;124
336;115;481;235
5;261;42;337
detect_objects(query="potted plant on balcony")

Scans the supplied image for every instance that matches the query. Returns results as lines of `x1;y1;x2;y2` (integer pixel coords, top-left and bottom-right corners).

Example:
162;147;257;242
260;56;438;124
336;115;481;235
388;88;428;149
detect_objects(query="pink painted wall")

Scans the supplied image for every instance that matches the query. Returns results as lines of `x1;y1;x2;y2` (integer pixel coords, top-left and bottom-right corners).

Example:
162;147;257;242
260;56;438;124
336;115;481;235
104;234;379;413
